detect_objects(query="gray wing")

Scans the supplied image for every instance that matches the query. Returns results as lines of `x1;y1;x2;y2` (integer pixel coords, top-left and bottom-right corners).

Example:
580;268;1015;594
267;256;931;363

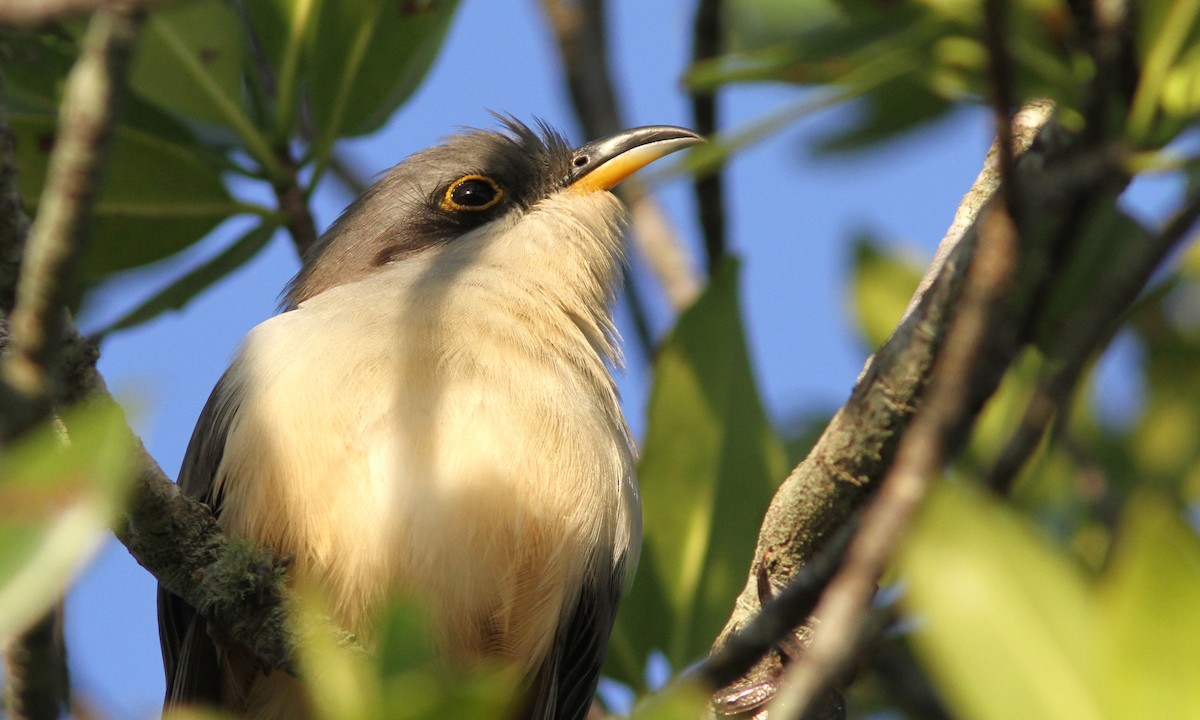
158;368;244;708
526;556;627;720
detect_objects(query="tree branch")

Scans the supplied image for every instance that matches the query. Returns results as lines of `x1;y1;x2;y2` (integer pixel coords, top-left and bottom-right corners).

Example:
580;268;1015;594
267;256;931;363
274;146;318;258
767;192;1024;719
706;101;1054;714
1;7;142;439
0;9;143;719
0;3;311;698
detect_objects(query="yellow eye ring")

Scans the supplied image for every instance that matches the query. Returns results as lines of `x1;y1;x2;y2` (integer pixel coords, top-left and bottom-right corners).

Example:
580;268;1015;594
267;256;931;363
440;175;504;212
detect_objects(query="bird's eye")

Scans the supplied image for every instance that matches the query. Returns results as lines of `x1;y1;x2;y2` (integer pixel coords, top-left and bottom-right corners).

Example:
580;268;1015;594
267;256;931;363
441;175;504;212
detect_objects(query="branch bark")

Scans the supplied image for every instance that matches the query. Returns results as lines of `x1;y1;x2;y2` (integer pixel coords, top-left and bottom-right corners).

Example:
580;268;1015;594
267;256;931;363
705;101;1054;715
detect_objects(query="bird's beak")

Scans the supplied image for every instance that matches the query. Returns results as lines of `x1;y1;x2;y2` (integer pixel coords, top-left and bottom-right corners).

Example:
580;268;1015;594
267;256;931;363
567;126;704;192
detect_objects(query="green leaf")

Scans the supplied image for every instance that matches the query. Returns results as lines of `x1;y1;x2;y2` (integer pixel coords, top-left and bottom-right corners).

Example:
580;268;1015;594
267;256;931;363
902;484;1200;720
817;77;953;152
306;0;461;145
130;0;246;127
0;401;134;640
1130;0;1200;144
294;590;517;720
1094;495;1200;719
1032;203;1149;354
847;235;923;349
97;223;277;336
628;679;710;720
899;482;1106;720
10;113;248;282
1;26;218;147
607;259;786;688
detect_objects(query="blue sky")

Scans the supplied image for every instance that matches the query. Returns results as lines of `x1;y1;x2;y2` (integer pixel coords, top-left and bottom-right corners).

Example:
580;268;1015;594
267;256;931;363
55;0;1006;715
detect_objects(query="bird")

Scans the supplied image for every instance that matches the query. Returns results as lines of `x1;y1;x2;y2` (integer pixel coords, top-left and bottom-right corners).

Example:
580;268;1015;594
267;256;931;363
157;118;703;720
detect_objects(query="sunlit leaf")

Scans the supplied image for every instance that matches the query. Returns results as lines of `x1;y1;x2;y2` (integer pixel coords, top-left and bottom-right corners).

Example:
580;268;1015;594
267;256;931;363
0;401;134;640
295;587;518;720
1095;494;1200;718
306;0;461;144
900;482;1105;720
903;483;1200;720
607;259;786;688
9;113;247;283
628;678;710;720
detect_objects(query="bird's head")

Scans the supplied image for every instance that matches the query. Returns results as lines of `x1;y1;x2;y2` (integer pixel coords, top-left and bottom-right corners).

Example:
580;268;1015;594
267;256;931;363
283;118;702;308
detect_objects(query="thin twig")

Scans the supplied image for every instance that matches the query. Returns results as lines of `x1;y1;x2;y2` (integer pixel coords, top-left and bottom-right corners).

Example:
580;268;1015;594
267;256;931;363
274;146;318;258
690;0;726;272
982;0;1018;215
699;512;860;699
328;151;371;198
538;0;701;325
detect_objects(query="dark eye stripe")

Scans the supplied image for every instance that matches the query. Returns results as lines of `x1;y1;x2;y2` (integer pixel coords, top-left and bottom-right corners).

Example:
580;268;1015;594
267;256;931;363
440;175;504;212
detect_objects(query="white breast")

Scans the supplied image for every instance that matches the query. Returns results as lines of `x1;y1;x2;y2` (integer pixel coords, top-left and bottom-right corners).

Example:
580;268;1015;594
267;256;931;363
212;190;639;672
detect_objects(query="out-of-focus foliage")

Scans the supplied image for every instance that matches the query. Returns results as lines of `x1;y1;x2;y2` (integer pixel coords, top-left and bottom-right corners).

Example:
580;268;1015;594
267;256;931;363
288;589;517;720
608;260;786;690
0;0;459;315
0;400;133;640
900;483;1200;720
694;0;1088;150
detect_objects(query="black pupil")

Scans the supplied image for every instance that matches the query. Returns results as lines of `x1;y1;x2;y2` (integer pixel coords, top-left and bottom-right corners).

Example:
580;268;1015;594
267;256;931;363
451;179;496;207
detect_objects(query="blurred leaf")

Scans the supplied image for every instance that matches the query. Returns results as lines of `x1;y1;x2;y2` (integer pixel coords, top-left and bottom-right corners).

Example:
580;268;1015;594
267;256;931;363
0;26;200;145
691;0;1086;150
131;0;246;127
847;235;923;349
1095;494;1200;718
295;588;517;720
9;113;248;283
899;482;1105;720
0;400;134;640
1130;0;1200;144
0;27;76;115
97;222;277;336
1033;203;1150;353
628;679;710;720
818;78;953;152
607;259;786;688
307;0;461;146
